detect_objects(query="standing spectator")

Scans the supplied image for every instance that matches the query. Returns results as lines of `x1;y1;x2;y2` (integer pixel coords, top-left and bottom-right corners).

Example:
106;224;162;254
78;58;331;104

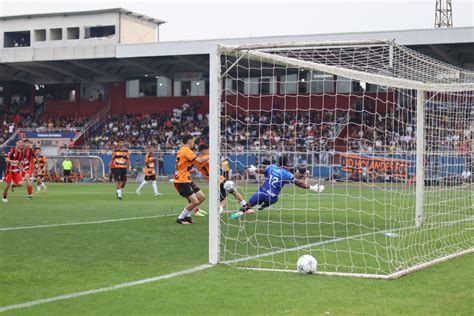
0;150;6;181
158;154;165;176
62;157;73;183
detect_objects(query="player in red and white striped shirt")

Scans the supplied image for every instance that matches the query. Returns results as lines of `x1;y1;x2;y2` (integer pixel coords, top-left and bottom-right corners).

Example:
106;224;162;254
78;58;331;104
21;139;35;199
3;140;24;203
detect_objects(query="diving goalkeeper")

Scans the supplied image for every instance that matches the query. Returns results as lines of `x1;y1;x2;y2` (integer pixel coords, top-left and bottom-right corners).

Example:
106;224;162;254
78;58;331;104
230;156;325;219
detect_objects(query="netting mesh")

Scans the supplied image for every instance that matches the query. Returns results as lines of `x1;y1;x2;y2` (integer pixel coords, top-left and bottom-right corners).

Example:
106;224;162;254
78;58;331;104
217;41;474;277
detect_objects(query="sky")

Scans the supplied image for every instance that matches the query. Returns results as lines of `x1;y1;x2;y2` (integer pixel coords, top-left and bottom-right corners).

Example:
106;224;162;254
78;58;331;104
0;0;473;41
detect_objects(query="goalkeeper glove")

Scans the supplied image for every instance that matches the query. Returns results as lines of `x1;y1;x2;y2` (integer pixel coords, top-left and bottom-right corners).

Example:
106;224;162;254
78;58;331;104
309;184;325;193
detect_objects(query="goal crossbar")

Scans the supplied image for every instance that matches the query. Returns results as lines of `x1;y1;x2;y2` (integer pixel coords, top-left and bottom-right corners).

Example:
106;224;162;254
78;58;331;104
218;40;474;92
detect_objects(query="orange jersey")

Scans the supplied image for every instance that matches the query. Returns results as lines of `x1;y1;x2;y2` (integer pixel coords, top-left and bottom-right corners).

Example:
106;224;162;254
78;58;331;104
174;146;197;183
34;156;48;175
144;154;157;176
194;156;225;183
111;148;129;169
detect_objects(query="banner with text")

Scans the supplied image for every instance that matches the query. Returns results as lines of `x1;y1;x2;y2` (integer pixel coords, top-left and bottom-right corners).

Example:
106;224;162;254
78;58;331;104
340;154;412;178
21;131;78;139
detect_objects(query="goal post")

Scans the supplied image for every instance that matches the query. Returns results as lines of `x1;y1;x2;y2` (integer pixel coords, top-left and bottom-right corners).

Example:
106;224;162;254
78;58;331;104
208;40;474;278
209;45;221;265
416;90;425;228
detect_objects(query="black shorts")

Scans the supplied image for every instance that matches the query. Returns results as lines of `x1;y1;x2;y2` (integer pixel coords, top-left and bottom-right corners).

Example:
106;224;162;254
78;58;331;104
220;182;227;202
113;168;127;182
63;170;71;177
174;182;201;198
145;175;156;181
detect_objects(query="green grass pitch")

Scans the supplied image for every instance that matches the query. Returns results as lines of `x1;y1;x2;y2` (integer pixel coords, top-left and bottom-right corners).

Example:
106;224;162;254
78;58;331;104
0;182;473;315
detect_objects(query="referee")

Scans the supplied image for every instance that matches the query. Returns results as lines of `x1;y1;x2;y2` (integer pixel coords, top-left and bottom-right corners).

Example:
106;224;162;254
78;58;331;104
62;157;73;183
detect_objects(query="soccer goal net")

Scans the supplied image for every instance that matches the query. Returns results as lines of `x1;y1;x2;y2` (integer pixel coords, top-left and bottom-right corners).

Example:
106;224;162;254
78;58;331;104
208;40;474;279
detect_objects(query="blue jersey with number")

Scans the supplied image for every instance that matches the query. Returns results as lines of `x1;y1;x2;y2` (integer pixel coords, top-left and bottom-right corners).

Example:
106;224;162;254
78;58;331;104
258;165;295;197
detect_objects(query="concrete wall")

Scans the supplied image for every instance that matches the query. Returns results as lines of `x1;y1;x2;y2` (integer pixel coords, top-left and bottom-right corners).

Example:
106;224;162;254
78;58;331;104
120;14;157;44
0;12;120;48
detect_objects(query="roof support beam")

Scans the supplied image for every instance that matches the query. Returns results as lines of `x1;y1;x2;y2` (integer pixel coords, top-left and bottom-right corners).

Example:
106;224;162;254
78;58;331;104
35;62;91;82
120;58;172;78
0;66;36;84
68;60;111;77
175;55;208;71
428;45;463;68
4;63;62;81
68;60;123;81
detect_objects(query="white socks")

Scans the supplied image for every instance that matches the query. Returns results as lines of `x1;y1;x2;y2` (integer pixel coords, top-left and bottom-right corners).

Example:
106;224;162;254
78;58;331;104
151;181;158;194
137;180;147;192
117;189;122;198
137;181;159;195
178;207;191;219
37;183;46;192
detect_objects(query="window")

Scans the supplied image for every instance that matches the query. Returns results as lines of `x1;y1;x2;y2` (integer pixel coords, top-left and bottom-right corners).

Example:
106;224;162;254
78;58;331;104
67;27;79;40
259;78;271;94
191;80;205;96
298;70;309;93
139;77;157;97
50;28;63;41
3;31;30;48
180;81;191;96
84;25;115;39
309;71;334;93
34;30;46;42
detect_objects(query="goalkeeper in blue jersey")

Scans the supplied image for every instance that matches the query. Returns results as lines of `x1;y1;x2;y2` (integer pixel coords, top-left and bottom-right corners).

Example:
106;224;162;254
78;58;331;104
230;156;325;219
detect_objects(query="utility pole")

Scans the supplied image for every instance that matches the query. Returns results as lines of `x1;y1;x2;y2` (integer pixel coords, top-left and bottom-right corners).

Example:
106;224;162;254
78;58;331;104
435;0;453;28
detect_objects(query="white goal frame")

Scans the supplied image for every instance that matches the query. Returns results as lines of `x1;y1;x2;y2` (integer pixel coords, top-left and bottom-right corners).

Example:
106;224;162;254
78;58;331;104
208;40;474;278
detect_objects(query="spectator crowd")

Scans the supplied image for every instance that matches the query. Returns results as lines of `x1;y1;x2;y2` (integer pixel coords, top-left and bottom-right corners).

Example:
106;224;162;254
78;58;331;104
1;95;471;165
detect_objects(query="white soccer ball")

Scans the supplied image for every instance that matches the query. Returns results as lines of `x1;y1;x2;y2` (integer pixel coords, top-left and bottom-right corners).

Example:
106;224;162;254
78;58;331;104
223;180;235;193
247;165;257;174
297;254;318;274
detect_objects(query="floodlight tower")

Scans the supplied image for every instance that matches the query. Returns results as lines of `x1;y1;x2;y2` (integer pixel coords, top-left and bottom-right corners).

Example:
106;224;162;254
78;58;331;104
435;0;453;28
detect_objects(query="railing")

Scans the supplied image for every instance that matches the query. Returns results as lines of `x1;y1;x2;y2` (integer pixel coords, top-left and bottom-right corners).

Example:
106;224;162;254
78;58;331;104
0;130;19;149
18;127;83;133
321;111;350;150
81;101;111;140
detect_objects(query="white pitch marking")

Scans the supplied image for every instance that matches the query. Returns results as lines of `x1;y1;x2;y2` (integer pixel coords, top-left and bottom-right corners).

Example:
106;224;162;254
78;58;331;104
0;214;177;232
223;216;474;265
0;264;212;313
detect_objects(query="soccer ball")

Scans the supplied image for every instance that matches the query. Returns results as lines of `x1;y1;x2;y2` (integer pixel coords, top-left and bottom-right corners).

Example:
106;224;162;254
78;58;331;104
223;180;235;193
297;255;318;274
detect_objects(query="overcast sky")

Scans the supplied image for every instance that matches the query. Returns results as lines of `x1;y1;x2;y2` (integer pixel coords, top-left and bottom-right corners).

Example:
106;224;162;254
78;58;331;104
0;0;473;41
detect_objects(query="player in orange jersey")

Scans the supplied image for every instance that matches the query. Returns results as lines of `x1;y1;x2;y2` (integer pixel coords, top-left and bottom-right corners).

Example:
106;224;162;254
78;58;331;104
194;144;247;215
136;147;162;196
33;147;48;193
111;140;131;200
174;135;209;224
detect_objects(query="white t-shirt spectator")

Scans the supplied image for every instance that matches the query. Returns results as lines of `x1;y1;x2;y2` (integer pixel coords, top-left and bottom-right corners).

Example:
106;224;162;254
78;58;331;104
461;170;471;180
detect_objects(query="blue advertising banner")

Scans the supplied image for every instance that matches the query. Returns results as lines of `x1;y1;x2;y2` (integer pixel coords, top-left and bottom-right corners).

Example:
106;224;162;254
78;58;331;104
22;131;77;139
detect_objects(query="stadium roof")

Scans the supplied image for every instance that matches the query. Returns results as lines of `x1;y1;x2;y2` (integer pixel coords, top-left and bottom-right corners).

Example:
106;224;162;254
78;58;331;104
0;8;166;25
0;26;473;84
117;26;474;57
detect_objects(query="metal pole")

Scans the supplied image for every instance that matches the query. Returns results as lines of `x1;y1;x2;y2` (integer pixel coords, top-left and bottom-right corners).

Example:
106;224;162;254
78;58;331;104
208;45;221;264
416;90;425;227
